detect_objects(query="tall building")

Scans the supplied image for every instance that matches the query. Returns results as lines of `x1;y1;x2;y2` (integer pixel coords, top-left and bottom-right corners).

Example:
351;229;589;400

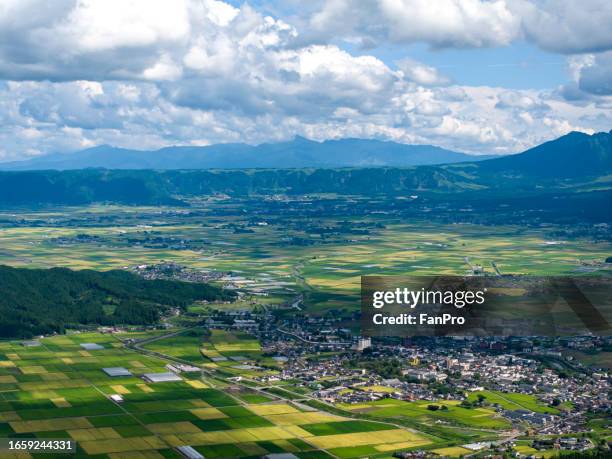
356;337;371;351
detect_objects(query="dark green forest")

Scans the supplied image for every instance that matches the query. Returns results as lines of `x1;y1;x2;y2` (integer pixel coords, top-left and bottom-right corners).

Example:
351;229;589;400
0;168;609;223
0;266;233;338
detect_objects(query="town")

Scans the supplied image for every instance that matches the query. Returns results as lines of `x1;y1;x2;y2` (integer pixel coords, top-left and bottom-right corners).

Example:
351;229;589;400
110;294;611;458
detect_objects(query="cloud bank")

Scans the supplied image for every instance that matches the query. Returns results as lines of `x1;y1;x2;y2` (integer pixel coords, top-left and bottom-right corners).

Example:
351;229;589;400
0;0;610;161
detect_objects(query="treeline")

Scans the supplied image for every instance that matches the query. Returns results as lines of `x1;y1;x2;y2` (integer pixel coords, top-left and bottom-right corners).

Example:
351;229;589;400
0;167;608;204
0;167;470;206
0;170;183;206
0;265;233;338
1;167;611;224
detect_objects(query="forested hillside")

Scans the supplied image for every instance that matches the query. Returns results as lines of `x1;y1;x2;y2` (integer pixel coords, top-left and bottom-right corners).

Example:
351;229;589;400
0;266;232;338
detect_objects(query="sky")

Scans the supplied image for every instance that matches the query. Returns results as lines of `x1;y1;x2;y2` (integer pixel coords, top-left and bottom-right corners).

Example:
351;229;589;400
0;0;611;161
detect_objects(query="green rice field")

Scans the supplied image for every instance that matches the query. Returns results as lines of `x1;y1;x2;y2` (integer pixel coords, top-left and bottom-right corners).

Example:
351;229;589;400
0;332;433;458
1;202;609;318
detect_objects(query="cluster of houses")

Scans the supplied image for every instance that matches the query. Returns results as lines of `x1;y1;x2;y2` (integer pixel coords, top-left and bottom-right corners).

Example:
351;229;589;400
532;436;594;451
131;262;226;283
504;409;557;427
251;322;610;441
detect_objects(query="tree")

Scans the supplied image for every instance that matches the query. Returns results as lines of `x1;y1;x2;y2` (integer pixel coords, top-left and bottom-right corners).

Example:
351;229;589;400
460;400;473;408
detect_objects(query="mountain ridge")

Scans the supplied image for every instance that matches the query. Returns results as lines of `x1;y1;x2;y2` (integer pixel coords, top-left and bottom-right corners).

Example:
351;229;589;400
475;130;612;178
0;130;609;209
0;137;494;170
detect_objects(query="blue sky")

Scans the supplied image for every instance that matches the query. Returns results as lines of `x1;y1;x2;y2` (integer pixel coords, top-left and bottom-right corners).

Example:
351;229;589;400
0;0;610;161
237;0;600;89
350;42;567;89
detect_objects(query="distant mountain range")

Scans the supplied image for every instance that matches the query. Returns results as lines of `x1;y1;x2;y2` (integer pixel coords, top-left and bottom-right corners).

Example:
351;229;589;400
0;131;610;210
0;136;495;170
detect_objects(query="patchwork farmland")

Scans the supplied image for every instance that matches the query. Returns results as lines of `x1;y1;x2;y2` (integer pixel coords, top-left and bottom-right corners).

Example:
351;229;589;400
0;332;433;458
0;197;610;458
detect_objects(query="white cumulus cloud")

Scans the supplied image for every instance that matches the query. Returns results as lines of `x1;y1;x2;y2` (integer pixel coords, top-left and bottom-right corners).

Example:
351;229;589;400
0;0;609;162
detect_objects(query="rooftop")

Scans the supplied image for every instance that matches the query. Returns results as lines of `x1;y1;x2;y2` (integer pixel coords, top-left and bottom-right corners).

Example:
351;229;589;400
175;445;204;459
263;454;299;459
142;372;182;383
102;367;132;377
80;343;104;350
